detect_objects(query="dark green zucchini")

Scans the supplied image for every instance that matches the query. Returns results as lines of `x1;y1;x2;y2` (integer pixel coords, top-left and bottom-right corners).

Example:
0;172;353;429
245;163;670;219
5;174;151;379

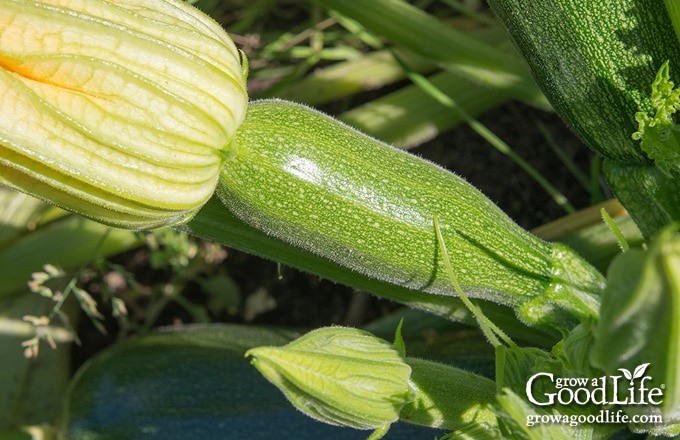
62;325;444;440
487;0;680;237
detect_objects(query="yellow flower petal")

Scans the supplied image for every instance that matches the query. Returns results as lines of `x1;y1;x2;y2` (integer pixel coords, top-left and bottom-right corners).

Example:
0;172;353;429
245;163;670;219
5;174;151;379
0;0;247;228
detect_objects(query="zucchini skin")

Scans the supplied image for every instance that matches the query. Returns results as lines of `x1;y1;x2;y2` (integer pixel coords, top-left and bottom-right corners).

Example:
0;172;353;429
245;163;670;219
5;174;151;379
487;0;680;164
604;161;680;233
487;0;680;237
218;100;603;329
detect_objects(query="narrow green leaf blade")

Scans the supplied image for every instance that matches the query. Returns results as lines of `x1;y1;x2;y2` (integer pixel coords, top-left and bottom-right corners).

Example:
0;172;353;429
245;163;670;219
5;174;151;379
0;214;141;299
316;0;547;107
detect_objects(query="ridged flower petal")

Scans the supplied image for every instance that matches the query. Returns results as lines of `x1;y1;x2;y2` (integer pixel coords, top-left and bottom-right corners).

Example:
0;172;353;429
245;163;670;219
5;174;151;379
0;0;247;228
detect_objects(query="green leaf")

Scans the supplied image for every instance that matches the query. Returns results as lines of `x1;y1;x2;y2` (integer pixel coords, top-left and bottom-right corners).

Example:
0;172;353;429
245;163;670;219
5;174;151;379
665;0;680;48
632;61;680;176
495;344;619;439
495;389;595;440
552;322;599;379
267;48;437;105
495;345;561;395
0;214;141;299
0;191;53;249
591;224;680;435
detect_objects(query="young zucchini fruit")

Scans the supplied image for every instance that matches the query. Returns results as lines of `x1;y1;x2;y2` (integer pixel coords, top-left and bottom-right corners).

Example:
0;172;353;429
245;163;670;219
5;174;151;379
218;100;604;330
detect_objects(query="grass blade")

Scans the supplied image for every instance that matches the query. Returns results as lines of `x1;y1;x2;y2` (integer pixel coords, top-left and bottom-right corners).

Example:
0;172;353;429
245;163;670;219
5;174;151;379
317;0;548;107
340;70;508;148
395;57;576;213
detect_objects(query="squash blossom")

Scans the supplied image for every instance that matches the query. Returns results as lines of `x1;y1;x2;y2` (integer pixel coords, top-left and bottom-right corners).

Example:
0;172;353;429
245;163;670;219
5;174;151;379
246;327;414;439
0;0;247;228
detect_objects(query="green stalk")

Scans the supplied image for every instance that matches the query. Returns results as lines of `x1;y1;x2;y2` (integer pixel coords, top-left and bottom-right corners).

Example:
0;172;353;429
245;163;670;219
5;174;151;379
400;357;498;434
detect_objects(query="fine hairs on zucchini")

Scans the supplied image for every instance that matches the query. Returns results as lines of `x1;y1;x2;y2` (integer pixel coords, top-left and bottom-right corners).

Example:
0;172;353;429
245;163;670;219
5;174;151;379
218;100;604;330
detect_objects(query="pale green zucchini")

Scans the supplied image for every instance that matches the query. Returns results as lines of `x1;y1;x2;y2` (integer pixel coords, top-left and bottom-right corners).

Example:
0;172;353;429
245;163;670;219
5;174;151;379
218;100;604;330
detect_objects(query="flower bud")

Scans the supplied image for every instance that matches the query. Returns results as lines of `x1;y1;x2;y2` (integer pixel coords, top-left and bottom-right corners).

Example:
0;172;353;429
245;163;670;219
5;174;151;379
245;327;414;436
0;0;247;228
